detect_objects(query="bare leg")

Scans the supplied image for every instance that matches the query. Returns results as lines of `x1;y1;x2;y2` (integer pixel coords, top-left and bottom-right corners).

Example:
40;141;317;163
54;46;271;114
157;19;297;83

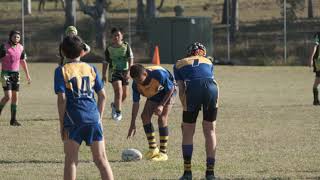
91;140;114;180
112;81;122;112
64;140;80;180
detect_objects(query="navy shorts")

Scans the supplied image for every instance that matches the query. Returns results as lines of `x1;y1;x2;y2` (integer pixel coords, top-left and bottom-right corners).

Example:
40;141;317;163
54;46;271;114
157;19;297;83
183;79;219;122
66;123;104;146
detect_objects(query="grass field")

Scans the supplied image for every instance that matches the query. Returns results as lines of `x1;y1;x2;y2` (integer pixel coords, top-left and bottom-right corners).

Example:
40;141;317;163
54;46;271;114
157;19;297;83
0;63;319;179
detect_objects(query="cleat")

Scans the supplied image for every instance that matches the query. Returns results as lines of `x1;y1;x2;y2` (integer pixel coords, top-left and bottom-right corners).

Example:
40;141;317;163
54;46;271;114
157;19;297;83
313;101;320;105
151;152;168;161
113;112;122;122
10;120;21;126
145;147;159;160
205;175;216;180
179;173;192;180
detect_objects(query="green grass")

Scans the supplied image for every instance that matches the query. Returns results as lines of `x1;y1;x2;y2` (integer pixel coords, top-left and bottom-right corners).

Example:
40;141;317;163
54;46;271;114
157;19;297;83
0;64;319;179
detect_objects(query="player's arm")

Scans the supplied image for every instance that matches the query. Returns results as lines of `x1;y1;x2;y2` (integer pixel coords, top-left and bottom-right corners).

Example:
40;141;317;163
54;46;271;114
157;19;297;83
20;51;31;84
97;89;106;121
102;47;110;82
125;43;134;80
57;93;66;141
127;82;140;138
177;80;186;108
310;45;318;67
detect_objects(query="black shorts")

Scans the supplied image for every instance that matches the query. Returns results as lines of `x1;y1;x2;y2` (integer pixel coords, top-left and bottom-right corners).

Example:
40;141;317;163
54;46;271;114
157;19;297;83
1;71;20;91
109;70;129;85
315;71;320;78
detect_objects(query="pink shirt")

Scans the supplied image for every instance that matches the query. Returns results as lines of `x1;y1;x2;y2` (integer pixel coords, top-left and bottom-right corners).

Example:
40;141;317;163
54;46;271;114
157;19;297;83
1;43;24;72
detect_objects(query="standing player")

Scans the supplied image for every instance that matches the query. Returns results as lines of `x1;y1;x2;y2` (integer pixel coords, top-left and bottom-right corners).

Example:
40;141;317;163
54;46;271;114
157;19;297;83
310;32;320;105
0;30;31;126
102;27;134;121
127;64;175;161
54;36;113;180
174;43;219;180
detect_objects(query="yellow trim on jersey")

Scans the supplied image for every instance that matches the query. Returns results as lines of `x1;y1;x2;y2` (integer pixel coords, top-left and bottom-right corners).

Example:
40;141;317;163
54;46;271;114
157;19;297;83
137;79;162;98
175;56;212;69
62;62;96;91
146;65;165;71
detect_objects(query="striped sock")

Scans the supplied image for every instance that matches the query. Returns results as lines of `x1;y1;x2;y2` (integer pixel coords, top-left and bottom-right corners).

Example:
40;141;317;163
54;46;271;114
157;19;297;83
10;104;17;121
143;123;157;150
159;126;169;154
182;144;193;175
206;157;215;176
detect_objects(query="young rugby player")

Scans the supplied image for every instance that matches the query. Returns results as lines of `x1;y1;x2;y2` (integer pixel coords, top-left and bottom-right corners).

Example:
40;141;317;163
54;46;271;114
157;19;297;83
174;42;219;180
0;30;31;126
310;32;320;105
54;36;113;180
127;64;175;161
102;27;134;121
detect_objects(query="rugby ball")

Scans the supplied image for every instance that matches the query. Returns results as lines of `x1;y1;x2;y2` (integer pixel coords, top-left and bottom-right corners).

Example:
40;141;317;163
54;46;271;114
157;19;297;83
121;148;143;161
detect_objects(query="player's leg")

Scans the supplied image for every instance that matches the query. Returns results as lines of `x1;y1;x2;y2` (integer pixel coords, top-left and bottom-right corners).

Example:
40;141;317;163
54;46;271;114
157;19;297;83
0;90;11;115
10;90;21;126
121;71;129;102
180;111;198;180
313;73;320;105
91;140;114;180
141;100;159;159
152;98;174;161
111;80;123;120
202;80;219;179
64;139;80;180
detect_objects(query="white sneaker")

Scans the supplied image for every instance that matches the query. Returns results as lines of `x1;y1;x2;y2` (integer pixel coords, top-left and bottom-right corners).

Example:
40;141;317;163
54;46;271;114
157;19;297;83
113;112;122;122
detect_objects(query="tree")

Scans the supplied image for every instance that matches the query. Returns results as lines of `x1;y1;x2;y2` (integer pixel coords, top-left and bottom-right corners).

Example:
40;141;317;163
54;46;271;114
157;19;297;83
146;0;157;18
277;0;304;20
64;0;77;27
308;0;313;18
24;0;32;15
136;0;145;35
78;0;107;49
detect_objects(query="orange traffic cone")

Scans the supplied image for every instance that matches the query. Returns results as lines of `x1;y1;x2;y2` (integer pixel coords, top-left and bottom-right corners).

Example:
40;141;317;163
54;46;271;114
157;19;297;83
152;45;160;65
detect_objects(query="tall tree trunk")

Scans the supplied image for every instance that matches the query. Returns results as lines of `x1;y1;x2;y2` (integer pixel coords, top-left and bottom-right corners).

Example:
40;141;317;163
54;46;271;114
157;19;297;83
146;0;157;18
78;0;107;49
230;0;238;42
24;0;32;15
136;0;145;35
308;0;313;18
221;0;228;24
64;0;76;28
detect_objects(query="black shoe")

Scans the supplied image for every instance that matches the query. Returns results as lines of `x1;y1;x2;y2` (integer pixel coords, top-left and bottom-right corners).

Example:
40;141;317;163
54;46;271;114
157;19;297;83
10;120;21;126
313;101;320;105
179;172;192;180
205;175;216;180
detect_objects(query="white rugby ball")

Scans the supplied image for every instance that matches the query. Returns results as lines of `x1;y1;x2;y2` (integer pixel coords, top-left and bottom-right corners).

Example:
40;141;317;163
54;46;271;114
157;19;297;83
121;148;143;161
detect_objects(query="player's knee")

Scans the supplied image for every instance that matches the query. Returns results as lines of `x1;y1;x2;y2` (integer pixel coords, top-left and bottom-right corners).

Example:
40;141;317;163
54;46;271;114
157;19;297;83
93;156;106;168
122;93;127;101
3;95;11;102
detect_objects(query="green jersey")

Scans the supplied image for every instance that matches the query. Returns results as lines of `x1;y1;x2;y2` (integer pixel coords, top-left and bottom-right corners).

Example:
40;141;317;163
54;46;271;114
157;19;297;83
104;42;133;71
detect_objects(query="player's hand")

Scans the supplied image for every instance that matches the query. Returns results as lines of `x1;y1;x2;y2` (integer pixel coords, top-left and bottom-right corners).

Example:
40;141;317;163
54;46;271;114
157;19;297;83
27;76;31;84
127;124;136;139
154;105;164;116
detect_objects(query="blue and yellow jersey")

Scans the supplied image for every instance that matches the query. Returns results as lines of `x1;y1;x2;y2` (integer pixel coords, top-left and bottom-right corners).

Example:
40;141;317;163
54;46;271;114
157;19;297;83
132;66;174;103
173;55;214;81
54;62;104;126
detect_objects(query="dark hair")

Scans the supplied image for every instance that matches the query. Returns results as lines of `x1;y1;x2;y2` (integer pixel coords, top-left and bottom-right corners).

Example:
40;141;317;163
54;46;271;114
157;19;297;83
111;27;123;35
9;30;21;38
130;64;145;79
61;36;83;59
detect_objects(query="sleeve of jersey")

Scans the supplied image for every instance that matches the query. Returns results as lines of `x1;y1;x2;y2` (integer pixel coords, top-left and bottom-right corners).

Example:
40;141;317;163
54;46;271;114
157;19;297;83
315;34;320;45
158;70;174;92
132;82;141;102
54;67;66;94
126;44;134;59
0;44;6;59
103;47;110;64
93;66;104;93
173;65;183;81
20;50;27;60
